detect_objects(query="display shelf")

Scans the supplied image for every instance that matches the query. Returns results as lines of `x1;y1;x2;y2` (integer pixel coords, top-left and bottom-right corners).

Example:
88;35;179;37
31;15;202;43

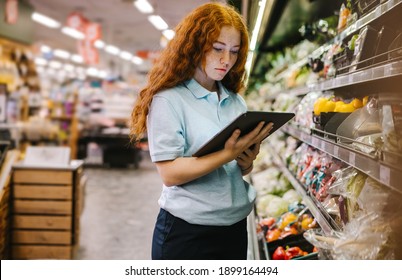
271;0;402;90
310;0;402;60
310;60;402;91
267;145;336;235
282;124;402;195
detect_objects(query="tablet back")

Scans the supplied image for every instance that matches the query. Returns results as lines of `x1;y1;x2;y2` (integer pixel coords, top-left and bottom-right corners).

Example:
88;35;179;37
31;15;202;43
193;111;295;157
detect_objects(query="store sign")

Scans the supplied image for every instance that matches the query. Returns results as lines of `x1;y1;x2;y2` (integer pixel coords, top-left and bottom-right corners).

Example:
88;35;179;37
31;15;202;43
67;11;102;65
66;12;87;32
5;0;18;24
78;40;99;65
85;22;101;42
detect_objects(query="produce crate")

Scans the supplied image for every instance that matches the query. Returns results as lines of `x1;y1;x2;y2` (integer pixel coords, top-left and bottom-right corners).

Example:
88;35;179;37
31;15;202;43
10;161;85;260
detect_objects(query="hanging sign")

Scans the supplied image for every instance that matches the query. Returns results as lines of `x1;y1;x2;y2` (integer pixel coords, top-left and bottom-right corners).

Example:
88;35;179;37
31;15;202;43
78;40;99;65
85;22;102;43
66;12;88;32
5;0;19;24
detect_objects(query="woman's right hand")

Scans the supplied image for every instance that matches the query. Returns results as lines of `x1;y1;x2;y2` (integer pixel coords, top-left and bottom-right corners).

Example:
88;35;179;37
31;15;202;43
224;121;273;160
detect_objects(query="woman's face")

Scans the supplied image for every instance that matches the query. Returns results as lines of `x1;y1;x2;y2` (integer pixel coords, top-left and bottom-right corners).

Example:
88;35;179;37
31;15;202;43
194;26;241;90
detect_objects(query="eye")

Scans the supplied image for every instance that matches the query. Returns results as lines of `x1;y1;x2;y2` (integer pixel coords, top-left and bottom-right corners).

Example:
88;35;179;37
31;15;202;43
230;50;239;55
213;47;223;52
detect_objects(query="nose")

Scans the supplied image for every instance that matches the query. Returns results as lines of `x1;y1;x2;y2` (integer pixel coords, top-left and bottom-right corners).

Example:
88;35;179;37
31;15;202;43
220;51;230;65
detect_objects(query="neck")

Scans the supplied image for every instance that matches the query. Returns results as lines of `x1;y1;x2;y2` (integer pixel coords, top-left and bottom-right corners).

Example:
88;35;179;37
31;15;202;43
193;70;217;92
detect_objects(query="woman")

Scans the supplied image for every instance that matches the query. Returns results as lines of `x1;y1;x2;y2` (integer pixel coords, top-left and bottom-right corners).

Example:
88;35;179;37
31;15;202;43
130;2;272;260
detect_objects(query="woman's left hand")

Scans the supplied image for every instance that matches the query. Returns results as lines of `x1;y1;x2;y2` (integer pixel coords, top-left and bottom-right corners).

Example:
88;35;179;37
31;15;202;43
236;141;260;172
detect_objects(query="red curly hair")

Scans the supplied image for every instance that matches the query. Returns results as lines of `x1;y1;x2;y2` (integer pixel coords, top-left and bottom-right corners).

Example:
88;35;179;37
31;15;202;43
130;2;249;141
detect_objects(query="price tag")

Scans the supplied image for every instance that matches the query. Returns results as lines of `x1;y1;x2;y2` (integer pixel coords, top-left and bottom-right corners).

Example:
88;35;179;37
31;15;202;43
333;146;339;157
380;165;391;186
349;152;356;166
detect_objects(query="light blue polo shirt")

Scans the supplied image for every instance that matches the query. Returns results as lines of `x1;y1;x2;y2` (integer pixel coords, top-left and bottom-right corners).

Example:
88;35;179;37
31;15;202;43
147;78;256;226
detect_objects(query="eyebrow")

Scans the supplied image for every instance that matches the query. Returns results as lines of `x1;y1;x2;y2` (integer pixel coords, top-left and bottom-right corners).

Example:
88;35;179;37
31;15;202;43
214;41;240;48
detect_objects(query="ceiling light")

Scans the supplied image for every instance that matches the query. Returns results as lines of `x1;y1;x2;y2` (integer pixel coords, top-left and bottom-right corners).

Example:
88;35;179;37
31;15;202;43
40;45;52;53
250;0;267;51
53;49;71;59
162;29;175;40
34;57;48;66
133;0;154;14
148;15;168;30
86;67;99;76
61;26;85;40
71;54;84;64
64;64;75;72
32;12;61;29
105;45;120;55
94;40;105;49
132;56;143;65
120;51;133;61
49;61;62;69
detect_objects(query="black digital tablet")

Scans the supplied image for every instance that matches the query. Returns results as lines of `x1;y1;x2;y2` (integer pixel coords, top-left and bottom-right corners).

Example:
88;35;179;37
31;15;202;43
192;111;295;157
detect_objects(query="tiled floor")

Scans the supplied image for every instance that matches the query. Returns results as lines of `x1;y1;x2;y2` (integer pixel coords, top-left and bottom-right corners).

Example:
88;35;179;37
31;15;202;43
75;152;162;260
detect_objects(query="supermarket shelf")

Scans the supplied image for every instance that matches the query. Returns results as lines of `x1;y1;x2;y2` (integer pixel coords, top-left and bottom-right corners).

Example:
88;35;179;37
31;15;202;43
273;0;402;88
310;60;402;91
277;60;402;96
282;124;402;195
267;146;336;235
310;0;402;59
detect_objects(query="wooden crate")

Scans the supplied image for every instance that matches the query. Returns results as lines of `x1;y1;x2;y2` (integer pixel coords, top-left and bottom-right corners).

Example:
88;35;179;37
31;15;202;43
10;161;85;260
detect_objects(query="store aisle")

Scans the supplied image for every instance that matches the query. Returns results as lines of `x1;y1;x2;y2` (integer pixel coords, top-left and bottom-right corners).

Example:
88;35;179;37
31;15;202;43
75;152;162;260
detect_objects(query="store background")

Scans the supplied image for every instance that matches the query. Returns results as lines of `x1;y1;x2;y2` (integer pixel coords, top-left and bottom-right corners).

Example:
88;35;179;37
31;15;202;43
0;0;402;260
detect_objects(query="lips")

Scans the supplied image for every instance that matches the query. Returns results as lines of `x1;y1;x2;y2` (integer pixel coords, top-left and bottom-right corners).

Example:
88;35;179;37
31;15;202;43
215;68;227;72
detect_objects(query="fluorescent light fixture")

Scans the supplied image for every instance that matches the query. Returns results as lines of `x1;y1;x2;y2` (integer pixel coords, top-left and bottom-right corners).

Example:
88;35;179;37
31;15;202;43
34;57;48;66
120;51;133;61
86;67;99;76
40;45;52;53
250;0;267;51
162;29;175;40
245;51;254;77
49;61;62;69
105;45;120;55
148;15;168;30
71;54;84;63
132;56;143;65
53;49;71;59
98;70;108;79
94;40;105;49
61;26;85;40
32;12;61;29
133;0;154;14
64;64;75;72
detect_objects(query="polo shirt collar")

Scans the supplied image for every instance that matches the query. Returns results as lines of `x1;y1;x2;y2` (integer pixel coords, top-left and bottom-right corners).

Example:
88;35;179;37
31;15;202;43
185;79;229;100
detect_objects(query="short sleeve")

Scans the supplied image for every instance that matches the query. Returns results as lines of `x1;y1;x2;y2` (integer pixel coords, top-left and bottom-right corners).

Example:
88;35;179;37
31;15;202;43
147;95;185;162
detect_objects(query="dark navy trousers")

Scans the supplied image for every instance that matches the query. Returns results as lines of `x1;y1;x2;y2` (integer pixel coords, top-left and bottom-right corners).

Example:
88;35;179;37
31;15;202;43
151;208;248;260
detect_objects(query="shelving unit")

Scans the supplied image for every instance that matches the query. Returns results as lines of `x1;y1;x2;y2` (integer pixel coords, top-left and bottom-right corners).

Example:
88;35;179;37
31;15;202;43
249;0;402;260
282;124;402;194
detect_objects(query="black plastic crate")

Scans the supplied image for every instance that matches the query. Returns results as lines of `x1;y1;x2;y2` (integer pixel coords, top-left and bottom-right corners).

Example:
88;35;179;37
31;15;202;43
267;234;318;260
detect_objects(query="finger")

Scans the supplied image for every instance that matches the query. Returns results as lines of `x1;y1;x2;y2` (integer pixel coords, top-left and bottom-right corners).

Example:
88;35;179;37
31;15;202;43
227;129;241;145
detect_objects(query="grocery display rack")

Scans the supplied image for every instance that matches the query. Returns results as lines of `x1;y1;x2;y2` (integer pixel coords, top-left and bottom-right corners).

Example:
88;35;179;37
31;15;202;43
283;124;402;195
